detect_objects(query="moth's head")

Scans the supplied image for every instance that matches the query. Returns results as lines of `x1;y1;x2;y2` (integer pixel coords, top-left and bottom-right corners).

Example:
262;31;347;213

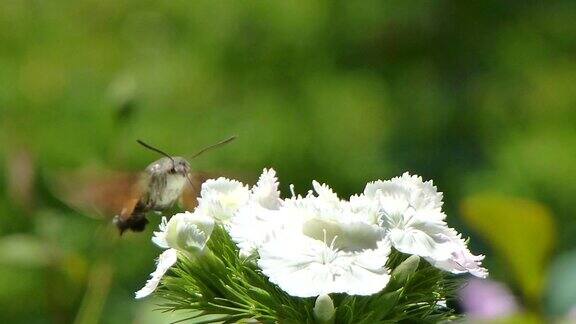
147;157;190;176
170;157;191;175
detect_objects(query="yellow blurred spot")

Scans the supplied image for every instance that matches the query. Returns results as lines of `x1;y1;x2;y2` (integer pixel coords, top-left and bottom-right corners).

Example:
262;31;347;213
62;254;88;285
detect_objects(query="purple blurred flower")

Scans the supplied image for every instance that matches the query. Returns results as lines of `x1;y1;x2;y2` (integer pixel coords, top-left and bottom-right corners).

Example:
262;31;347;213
568;306;576;319
459;278;519;319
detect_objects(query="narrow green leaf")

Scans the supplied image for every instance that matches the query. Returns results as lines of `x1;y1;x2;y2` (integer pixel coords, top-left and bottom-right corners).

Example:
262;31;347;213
368;288;404;321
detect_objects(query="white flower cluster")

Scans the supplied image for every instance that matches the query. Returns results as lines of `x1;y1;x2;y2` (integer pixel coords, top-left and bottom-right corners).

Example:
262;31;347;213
135;169;487;299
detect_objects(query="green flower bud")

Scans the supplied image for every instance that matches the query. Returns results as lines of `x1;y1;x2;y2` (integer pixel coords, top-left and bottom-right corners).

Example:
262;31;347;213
314;294;335;323
389;255;420;290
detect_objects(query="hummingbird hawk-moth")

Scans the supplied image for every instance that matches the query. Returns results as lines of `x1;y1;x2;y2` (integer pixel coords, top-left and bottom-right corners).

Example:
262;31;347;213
50;136;236;234
112;136;236;233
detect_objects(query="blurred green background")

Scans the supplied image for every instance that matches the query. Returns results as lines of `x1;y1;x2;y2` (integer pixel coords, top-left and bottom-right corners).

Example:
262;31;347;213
1;0;576;323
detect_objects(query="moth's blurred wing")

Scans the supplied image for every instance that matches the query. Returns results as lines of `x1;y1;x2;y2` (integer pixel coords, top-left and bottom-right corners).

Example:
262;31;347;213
117;174;148;221
180;172;203;211
49;169;144;219
114;173;151;234
180;171;218;211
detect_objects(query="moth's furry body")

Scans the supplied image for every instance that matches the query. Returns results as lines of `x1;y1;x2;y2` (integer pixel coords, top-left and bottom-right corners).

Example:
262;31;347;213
145;158;190;210
113;156;191;233
149;173;188;209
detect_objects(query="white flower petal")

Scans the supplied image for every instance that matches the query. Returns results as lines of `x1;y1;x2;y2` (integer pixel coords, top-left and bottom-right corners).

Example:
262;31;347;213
312;181;339;203
388;228;450;260
302;217;383;252
391;172;443;210
365;172;443;212
342;240;391;295
251;168;281;210
349;194;382;225
364;180;409;200
135;248;178;299
199;178;250;223
426;230;488;278
229;203;283;257
151;217;170;249
258;235;390;297
201;177;249;199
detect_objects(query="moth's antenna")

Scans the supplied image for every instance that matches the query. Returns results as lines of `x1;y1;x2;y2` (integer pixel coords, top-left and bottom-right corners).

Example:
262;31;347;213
190;135;237;160
136;140;176;166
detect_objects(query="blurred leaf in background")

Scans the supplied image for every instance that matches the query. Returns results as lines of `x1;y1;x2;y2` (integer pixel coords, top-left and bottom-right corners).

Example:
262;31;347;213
461;195;555;308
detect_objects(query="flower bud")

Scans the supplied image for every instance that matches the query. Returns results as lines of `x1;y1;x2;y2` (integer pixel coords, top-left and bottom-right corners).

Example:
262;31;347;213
164;211;214;252
389;255;420;290
314;294;335;323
